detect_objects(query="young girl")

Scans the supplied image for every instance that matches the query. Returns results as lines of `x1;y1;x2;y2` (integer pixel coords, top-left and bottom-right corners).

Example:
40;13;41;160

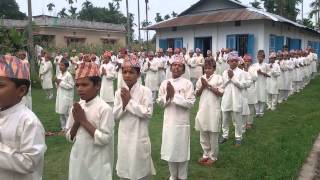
0;55;46;180
113;55;156;180
195;59;223;166
66;62;114;180
39;51;53;99
158;55;195;180
100;51;116;107
55;60;74;131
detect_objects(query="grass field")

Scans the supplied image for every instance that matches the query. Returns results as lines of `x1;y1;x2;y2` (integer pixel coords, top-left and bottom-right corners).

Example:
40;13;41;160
33;76;320;180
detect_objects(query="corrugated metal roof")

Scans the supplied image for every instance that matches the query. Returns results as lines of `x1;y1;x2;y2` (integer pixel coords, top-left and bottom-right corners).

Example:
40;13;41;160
147;8;267;30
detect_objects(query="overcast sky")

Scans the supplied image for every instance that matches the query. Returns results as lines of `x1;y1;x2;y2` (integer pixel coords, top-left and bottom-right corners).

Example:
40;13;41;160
16;0;314;40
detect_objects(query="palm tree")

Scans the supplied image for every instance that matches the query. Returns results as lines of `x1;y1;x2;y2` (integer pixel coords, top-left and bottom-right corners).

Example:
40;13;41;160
57;8;68;18
309;0;320;28
250;0;262;9
46;3;55;15
68;6;77;18
82;0;93;9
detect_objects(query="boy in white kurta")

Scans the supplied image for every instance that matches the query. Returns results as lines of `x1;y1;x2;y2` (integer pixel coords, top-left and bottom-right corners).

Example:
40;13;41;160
114;55;156;180
195;59;224;166
143;51;159;103
220;51;246;146
157;55;195;180
252;50;269;117
243;55;257;129
100;51;116;107
266;53;281;111
66;62;114;180
194;48;205;80
0;55;46;180
55;60;74;131
39;52;53;99
187;50;197;87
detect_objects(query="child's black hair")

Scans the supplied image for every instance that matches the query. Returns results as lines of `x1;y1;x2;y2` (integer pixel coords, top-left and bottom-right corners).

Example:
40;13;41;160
88;76;102;86
60;60;70;68
170;63;186;72
121;66;141;75
204;58;216;68
9;78;30;95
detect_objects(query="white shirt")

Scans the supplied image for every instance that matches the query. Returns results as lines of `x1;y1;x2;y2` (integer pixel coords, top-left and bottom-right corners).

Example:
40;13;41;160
0;101;46;180
157;77;195;162
66;96;114;180
100;62;116;103
55;71;74;114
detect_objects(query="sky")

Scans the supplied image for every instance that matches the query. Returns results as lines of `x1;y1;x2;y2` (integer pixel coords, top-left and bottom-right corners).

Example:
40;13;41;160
16;0;314;40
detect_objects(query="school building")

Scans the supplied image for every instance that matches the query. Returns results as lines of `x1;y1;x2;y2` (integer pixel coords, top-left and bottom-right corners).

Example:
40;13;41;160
147;0;320;60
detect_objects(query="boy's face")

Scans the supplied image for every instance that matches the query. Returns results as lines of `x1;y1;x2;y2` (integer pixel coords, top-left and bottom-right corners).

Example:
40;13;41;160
228;59;238;69
204;64;214;77
170;62;185;79
122;66;139;88
257;53;265;63
269;57;276;63
75;77;100;101
0;77;26;109
59;63;67;73
244;59;251;66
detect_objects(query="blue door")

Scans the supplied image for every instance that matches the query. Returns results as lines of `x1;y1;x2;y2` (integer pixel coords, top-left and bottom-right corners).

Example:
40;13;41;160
247;34;254;56
226;35;236;50
275;36;284;52
174;38;183;49
159;39;168;50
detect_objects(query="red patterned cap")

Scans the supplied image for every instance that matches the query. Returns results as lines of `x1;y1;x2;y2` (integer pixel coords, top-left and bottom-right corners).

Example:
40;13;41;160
0;55;30;80
75;62;100;80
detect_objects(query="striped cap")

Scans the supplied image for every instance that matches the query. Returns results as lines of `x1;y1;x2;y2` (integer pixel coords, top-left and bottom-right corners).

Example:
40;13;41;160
0;55;30;80
122;54;140;68
75;62;100;80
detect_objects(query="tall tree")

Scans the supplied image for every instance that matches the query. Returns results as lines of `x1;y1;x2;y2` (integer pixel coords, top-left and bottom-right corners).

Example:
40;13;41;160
46;3;55;14
250;0;262;9
164;14;171;20
0;0;26;20
68;6;77;18
171;11;178;17
298;18;315;28
261;0;302;21
309;0;320;28
57;8;68;18
82;0;93;9
155;13;163;22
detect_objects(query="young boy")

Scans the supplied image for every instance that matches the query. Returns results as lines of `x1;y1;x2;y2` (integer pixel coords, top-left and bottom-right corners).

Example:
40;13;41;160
0;55;46;180
100;51;116;107
195;59;224;166
143;51;159;103
266;52;281;111
157;55;196;180
39;51;53;99
55;60;74;132
220;51;245;146
113;55;156;180
252;50;269;117
66;62;114;180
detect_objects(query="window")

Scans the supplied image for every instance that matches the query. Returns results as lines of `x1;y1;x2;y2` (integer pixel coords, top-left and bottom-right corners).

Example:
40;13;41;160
226;34;254;57
66;38;86;47
159;38;183;50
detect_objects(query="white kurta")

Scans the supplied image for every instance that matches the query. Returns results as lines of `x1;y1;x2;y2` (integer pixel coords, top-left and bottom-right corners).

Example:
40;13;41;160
117;58;125;89
156;56;166;85
100;62;116;103
157;77;195;162
246;66;258;105
252;62;268;102
0;101;46;180
221;67;245;112
54;55;63;76
195;74;224;132
241;70;252;115
187;55;197;79
66;96;114;180
69;56;79;75
266;63;281;95
165;56;173;80
194;55;204;79
278;60;287;90
40;60;53;89
55;71;74;114
182;55;191;80
216;55;228;75
143;58;159;91
113;83;156;179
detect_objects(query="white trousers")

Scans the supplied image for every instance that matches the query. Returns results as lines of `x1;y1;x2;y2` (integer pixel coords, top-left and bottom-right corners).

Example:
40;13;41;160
222;111;242;140
59;114;68;130
168;161;188;180
120;176;150;180
255;102;265;115
200;131;219;160
151;91;157;103
267;94;278;111
246;104;255;125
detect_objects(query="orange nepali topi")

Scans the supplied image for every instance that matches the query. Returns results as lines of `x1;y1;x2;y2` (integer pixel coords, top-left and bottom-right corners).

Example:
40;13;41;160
75;62;100;80
0;55;30;80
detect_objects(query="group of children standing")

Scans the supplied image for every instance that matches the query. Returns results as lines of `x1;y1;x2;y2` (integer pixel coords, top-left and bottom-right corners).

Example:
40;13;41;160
0;45;317;180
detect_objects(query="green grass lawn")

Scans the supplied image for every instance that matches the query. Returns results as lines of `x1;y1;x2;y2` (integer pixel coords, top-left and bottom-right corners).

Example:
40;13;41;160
33;76;320;180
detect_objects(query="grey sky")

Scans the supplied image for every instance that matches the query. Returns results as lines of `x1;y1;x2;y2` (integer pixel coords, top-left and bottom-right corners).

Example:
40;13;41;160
16;0;314;40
